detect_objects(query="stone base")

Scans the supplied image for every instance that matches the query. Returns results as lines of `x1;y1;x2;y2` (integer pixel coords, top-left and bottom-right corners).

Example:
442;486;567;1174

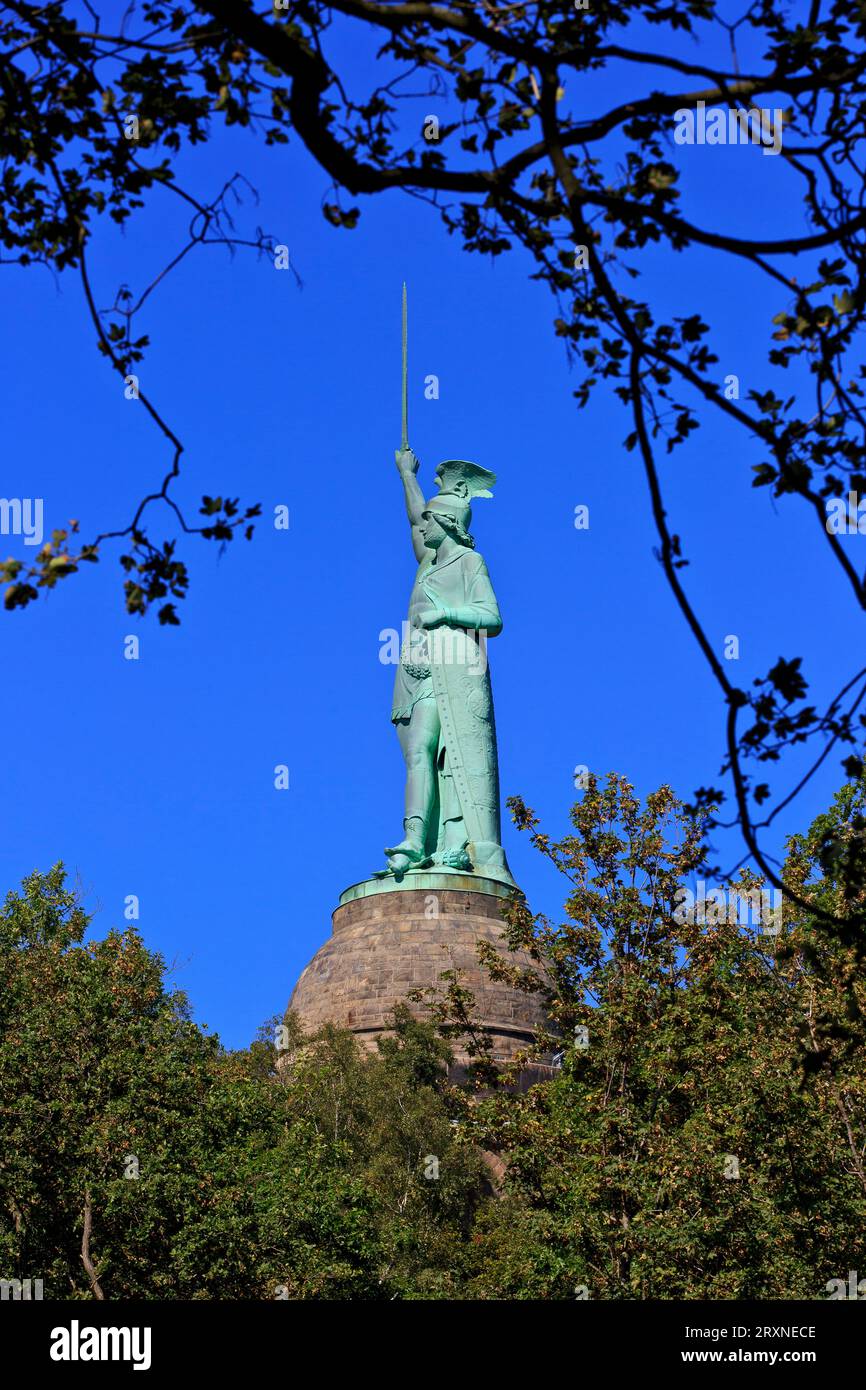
288;879;554;1085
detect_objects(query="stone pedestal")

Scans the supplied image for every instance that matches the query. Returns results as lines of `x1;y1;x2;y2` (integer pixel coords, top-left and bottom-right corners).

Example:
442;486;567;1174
288;874;553;1082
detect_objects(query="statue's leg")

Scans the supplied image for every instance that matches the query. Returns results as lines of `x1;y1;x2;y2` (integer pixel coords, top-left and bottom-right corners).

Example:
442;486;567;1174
385;697;440;864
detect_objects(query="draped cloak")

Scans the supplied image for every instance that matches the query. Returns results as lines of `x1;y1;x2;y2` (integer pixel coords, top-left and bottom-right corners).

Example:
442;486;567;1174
391;545;509;877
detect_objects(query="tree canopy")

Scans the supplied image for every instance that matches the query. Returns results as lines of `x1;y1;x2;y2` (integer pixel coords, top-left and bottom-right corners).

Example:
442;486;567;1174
2;772;864;1298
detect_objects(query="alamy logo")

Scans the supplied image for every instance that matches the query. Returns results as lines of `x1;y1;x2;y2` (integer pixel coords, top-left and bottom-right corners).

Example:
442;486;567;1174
0;1277;43;1299
50;1319;152;1371
0;497;43;546
826;1270;866;1300
378;622;488;674
674;100;784;156
826;493;866;534
673;882;782;934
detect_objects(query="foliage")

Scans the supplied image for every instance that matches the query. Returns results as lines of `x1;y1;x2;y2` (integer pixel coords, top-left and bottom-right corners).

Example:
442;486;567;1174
463;775;866;1298
0;869;483;1298
2;774;865;1299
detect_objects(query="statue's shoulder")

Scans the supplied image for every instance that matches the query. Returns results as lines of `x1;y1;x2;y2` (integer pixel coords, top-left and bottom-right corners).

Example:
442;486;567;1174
462;547;489;573
446;547;485;580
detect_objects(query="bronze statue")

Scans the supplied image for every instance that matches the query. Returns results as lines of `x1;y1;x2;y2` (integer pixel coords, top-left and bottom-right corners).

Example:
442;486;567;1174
378;288;514;888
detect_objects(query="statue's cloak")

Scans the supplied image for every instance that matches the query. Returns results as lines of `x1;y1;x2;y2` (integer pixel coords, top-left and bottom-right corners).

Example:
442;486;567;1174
419;549;509;877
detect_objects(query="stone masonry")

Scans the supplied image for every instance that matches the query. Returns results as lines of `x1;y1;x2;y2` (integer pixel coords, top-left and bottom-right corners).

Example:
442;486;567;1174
288;885;553;1078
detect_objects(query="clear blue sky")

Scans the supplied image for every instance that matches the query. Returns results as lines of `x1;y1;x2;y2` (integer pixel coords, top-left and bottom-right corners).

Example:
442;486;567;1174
0;4;855;1047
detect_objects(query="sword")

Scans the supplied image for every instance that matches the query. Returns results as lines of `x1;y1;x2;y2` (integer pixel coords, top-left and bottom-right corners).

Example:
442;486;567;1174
401;281;409;451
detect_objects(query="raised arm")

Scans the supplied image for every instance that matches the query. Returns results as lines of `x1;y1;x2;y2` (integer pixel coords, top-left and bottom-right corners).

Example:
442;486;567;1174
395;447;427;563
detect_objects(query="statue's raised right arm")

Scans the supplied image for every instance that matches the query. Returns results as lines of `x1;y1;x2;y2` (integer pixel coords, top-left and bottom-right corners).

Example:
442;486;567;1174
395;447;427;563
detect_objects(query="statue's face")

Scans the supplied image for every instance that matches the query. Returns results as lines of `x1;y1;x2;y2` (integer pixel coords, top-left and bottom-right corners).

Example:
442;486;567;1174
420;510;447;550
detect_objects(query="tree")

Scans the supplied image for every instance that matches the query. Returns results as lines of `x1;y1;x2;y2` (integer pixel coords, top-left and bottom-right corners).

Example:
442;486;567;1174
2;781;865;1299
459;775;866;1298
0;867;487;1297
0;865;229;1297
3;0;865;891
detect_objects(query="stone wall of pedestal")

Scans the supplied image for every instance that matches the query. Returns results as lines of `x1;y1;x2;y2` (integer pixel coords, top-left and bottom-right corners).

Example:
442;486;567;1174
288;881;553;1080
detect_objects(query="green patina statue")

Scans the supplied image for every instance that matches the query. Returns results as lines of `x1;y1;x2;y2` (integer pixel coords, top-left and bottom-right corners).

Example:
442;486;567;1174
377;287;515;888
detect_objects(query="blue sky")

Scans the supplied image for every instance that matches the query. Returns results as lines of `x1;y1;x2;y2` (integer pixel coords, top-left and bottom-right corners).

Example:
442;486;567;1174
0;4;857;1047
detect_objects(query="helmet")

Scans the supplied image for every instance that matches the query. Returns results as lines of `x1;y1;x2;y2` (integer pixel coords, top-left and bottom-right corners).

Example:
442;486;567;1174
423;490;472;532
424;459;497;538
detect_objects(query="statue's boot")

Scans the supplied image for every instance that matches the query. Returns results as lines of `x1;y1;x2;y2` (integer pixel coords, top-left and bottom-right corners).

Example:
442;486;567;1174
382;852;412;877
384;815;427;865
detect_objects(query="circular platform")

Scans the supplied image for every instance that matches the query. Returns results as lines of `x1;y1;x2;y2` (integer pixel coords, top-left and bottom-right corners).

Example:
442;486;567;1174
338;869;517;907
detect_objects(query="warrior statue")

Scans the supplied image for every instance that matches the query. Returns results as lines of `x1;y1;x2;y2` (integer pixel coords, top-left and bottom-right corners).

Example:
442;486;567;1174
378;287;515;888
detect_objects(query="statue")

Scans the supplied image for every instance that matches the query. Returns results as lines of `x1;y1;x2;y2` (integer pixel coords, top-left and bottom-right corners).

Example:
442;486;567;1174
287;287;554;1081
378;287;515;888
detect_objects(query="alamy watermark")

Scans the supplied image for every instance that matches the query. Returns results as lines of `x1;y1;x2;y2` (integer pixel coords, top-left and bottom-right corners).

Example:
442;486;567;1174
674;881;783;935
379;622;488;674
826;1270;866;1300
0;497;43;546
826;492;866;534
674;100;784;156
0;1276;43;1300
50;1320;152;1370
